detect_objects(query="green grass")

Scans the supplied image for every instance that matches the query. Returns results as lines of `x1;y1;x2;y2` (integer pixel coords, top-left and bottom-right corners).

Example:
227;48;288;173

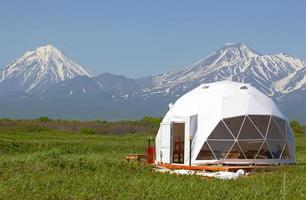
0;128;305;199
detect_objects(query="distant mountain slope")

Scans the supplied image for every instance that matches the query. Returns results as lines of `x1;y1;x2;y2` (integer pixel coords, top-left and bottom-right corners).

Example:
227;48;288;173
0;45;92;94
0;43;305;122
143;43;306;98
94;73;141;95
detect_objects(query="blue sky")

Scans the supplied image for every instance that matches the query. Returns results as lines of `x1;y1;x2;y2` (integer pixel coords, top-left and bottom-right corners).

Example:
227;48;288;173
1;0;305;78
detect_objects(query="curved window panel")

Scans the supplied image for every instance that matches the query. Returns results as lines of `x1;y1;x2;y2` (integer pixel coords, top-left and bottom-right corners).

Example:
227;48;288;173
238;117;263;139
223;116;245;139
267;140;285;159
196;142;215;160
286;122;294;141
249;115;270;137
226;142;246;159
239;140;264;159
207;140;235;159
267;118;285;140
256;142;273;159
273;117;286;138
281;144;291;159
201;116;293;161
208;121;234;140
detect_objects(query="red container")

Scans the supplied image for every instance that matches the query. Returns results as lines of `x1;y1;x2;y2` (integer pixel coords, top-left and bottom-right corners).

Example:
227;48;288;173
146;146;154;164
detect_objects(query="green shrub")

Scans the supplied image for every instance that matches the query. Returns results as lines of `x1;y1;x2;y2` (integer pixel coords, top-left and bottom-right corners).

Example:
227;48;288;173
80;128;96;134
141;116;162;126
290;120;303;133
0;118;11;121
38;116;50;122
96;120;108;124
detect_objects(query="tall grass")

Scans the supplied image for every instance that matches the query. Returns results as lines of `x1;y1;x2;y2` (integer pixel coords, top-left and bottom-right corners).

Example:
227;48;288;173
0;120;305;199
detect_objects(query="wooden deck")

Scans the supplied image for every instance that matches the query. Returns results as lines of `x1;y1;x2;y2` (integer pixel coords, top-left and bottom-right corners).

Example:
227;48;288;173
157;163;274;172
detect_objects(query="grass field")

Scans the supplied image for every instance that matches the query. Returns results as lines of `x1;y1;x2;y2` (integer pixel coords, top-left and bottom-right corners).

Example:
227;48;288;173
0;122;305;199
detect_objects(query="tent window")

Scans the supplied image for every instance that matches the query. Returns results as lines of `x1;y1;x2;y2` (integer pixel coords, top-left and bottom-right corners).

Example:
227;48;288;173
256;142;273;159
197;115;292;161
239;140;264;159
267;140;285;159
249;115;270;137
207;140;234;159
286;122;294;141
267;117;285;140
196;142;215;160
273;117;286;138
238;116;264;139
226;142;246;159
281;143;291;159
208;121;234;140
223;116;245;139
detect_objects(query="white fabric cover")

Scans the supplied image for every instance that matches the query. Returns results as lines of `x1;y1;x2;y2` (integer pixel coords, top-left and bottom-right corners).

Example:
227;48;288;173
155;81;295;165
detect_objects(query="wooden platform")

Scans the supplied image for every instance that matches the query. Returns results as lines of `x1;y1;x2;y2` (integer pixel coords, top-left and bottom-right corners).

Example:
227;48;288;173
157;163;274;172
126;154;148;162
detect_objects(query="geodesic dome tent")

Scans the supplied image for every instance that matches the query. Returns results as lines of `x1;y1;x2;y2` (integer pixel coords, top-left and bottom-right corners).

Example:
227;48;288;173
155;81;295;165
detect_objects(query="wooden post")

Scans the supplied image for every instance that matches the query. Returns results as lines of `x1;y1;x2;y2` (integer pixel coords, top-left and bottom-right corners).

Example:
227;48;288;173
189;136;192;166
160;151;163;164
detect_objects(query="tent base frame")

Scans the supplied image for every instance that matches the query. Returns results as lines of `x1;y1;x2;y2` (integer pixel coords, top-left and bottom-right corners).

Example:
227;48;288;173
157;163;277;172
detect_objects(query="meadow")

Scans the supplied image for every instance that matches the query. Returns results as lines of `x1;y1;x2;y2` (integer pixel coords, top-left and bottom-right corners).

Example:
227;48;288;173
0;118;305;199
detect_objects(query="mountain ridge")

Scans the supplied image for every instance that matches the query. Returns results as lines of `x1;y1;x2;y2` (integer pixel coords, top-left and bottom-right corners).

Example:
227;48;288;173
0;43;305;122
143;43;306;98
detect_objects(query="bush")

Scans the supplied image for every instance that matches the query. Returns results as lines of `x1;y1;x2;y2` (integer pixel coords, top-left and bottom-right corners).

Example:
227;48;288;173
290;120;303;133
38;116;50;122
0;117;159;135
80;128;96;135
95;120;108;124
0;118;11;121
141;116;162;126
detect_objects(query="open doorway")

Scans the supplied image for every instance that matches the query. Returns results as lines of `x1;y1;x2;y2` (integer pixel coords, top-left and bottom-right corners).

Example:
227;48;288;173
171;122;185;163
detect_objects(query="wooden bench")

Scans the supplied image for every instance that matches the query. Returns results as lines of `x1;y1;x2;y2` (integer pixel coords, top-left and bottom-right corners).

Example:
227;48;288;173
126;154;149;163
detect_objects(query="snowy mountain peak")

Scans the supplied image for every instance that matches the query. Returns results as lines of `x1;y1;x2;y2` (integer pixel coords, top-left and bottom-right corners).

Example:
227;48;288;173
224;42;238;46
36;44;59;54
217;43;260;59
187;43;260;71
149;42;306;99
23;44;60;58
0;44;92;93
36;44;57;51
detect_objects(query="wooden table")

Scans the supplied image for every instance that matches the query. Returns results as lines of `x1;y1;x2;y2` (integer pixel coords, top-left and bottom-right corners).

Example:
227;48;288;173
126;154;149;163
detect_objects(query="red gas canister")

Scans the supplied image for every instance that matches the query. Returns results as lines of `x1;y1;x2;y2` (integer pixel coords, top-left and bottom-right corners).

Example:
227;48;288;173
147;146;154;164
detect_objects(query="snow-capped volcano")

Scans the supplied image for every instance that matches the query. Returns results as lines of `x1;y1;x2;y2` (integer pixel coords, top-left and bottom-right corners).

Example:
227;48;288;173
147;43;306;98
152;43;260;87
0;43;306;122
0;44;92;93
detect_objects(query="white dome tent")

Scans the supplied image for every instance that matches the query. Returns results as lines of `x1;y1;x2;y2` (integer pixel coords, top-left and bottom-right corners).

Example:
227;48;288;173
155;81;295;166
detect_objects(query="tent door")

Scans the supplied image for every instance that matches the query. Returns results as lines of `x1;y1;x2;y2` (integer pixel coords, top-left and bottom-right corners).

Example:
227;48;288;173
171;122;185;164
